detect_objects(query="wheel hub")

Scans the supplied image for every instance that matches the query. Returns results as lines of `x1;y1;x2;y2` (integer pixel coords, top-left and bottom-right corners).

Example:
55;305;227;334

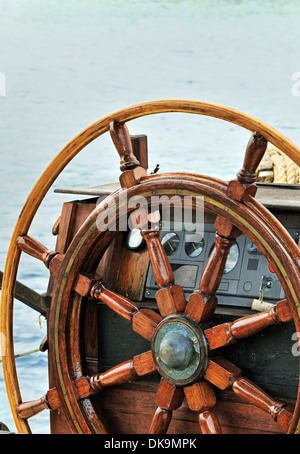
152;314;209;386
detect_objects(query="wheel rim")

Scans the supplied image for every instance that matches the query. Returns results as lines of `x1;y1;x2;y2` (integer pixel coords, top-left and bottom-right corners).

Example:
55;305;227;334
1;99;300;434
50;175;300;434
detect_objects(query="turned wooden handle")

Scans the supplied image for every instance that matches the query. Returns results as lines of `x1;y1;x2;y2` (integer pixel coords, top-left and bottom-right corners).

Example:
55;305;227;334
91;282;139;322
109;120;140;171
89;360;138;392
17;387;61;420
237;132;268;184
204;299;292;350
230;299;292;339
199;234;235;295
16;235;57;268
198;410;222;434
17;394;50;420
232;377;284;419
141;230;174;288
148;407;172;434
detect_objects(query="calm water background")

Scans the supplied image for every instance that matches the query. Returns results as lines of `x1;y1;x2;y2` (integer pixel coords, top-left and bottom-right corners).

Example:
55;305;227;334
0;0;300;433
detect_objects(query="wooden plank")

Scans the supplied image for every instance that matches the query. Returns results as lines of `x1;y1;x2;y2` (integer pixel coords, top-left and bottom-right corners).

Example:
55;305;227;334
115;245;150;301
131;135;148;170
94;380;291;434
0;270;48;316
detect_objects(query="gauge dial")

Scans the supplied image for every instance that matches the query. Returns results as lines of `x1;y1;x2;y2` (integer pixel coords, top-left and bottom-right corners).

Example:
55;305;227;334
161;232;180;256
224;243;239;274
126;228;144;250
185;235;204;258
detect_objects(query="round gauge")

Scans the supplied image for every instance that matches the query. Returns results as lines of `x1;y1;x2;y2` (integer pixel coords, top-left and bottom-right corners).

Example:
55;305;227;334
161;232;180;256
126;228;144;251
224;243;239;274
185;235;204;258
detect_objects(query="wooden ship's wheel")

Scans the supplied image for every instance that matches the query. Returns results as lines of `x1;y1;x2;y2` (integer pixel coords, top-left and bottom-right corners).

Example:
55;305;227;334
1;100;300;434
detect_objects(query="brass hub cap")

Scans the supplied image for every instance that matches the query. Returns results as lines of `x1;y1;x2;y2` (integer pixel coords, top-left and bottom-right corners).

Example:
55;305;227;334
152;314;209;386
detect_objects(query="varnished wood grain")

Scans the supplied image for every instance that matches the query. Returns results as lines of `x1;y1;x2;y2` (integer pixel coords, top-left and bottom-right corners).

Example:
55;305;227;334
91;283;139;322
132;308;162;340
94;380;294;434
204;299;292;350
141;230;174;288
17;387;61;420
109;121;147;187
16;235;58;268
184;381;222;434
232;377;293;432
133;351;156;376
17;394;51;420
198;410;222;434
148;407;172;434
155;378;184;411
110;121;141;171
89;360;138;392
227;132;268;202
155;285;186;317
184;380;216;412
115;243;150;301
205;358;241;390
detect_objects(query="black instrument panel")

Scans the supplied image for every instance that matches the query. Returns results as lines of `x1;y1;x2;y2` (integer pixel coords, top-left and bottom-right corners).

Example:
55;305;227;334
143;214;300;308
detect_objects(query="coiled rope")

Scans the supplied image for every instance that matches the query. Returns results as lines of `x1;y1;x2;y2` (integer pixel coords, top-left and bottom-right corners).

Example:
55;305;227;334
257;144;300;184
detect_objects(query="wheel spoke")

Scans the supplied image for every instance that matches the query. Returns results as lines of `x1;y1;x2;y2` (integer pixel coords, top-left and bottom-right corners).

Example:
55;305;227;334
141;215;186;317
185;132;267;324
198;410;222;434
232;377;293;433
227;131;268;202
204;298;292;350
148;378;184;434
14;239;103;300
110;120;140;171
89;354;156;393
184;380;222;434
133;351;157;376
92;282;162;340
16;235;62;274
132;308;162;340
148;407;172;434
91;282;139;322
89;360;138;392
204;357;293;433
185;232;236;323
17;388;61;420
204;357;241;390
141;228;174;288
109;120;147;188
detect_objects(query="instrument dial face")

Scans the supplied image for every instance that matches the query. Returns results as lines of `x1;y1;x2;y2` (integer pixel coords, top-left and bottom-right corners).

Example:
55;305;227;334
161;232;180;256
126;228;144;250
224;243;239;274
185;235;204;258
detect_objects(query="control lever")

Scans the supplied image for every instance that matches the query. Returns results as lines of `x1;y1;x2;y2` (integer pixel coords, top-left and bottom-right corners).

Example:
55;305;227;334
252;275;274;312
